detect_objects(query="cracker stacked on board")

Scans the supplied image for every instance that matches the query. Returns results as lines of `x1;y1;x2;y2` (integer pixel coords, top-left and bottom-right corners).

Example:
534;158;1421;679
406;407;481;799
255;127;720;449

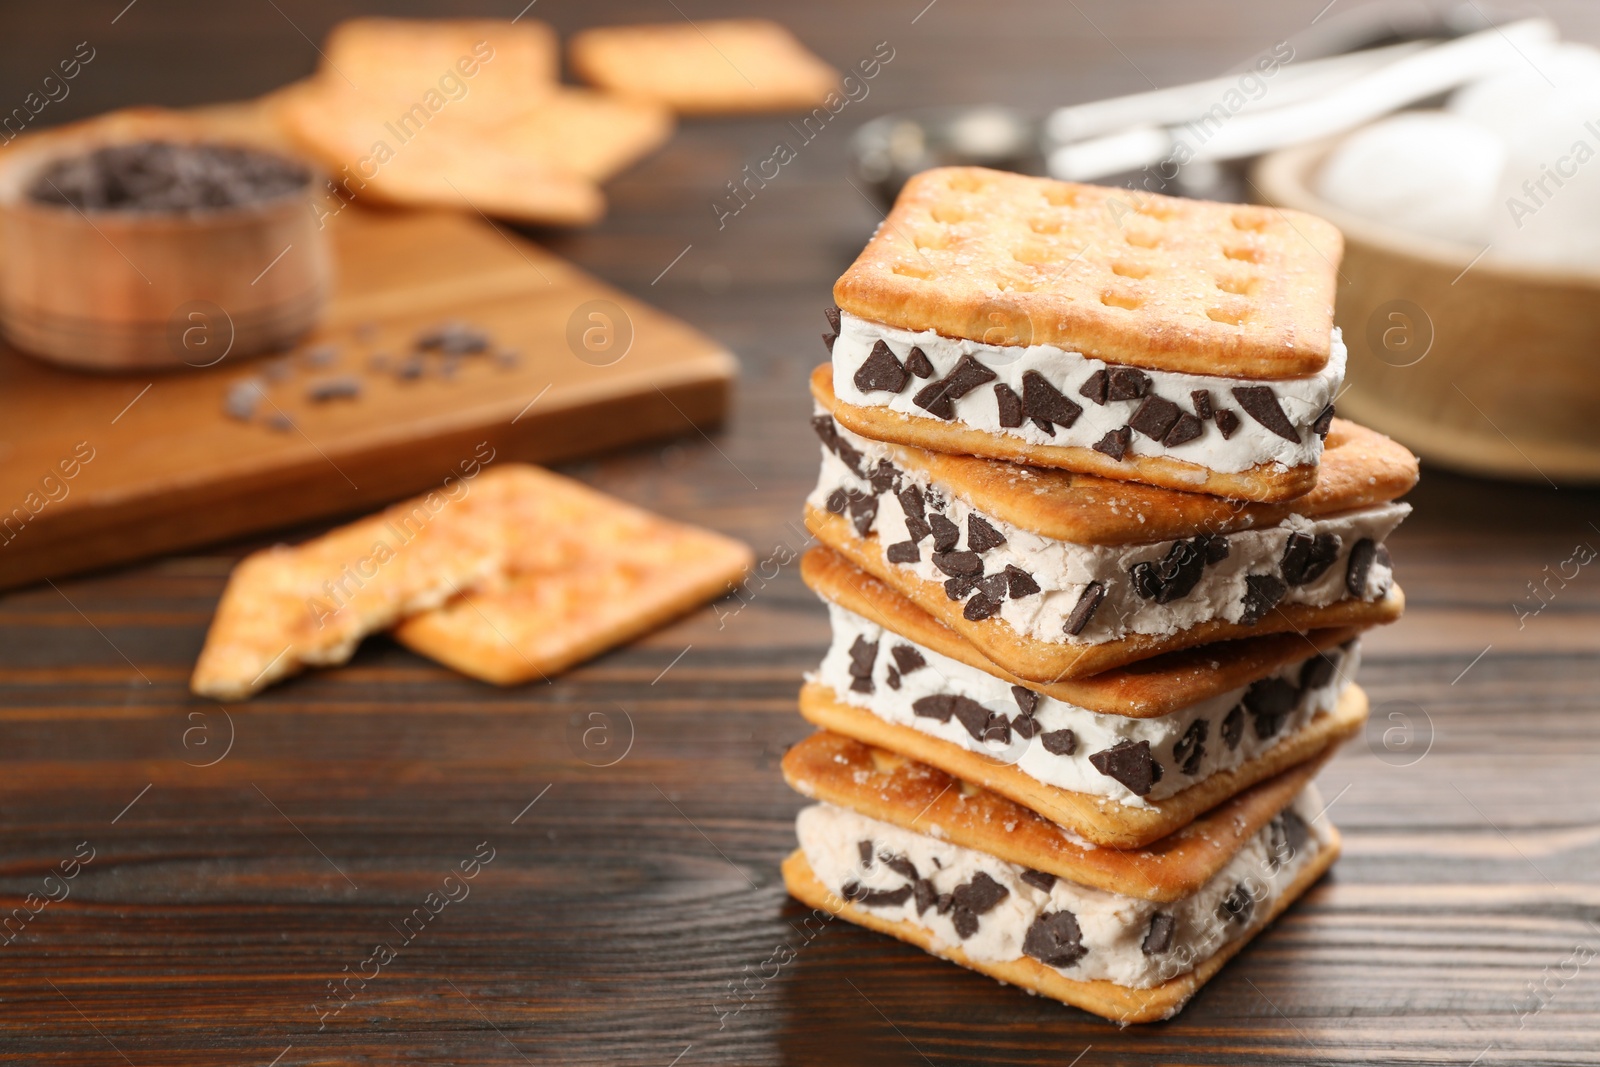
782;167;1420;1023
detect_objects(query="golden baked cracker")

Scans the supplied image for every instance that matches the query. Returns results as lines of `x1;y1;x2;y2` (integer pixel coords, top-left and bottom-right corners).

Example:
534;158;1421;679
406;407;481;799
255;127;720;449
806;502;1405;682
803;546;1362;718
798;680;1366;849
393;470;753;685
275;80;603;227
568;19;838;115
191;467;536;700
814;365;1319;503
783;730;1332;900
833;167;1343;379
322;17;559;113
814;367;1419;539
484;89;674;182
782;832;1340;1024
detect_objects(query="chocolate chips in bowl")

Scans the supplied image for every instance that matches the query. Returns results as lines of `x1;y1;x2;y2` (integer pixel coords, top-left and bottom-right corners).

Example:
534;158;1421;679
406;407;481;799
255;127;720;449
0;119;332;371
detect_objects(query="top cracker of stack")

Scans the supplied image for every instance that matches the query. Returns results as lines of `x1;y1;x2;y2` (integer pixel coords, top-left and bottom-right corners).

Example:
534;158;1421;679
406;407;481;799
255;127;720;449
822;167;1346;503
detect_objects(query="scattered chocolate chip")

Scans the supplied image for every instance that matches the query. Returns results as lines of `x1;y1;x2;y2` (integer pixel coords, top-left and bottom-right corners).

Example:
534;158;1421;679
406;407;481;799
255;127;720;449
843;881;914;908
1064;581;1106;636
825;488;848;515
1128;394;1181;440
932;550;983;577
1089;739;1163;796
884;854;919;882
28;140;311;213
886;540;921;563
849;676;874;694
898;485;931;542
824;305;841;332
1163;412;1204;446
951;872;1009;921
976;573;1008;601
416;321;491;355
847;636;878;680
1131;539;1206;604
1299;651;1337;689
1023;909;1086;968
911;694;958;722
1275;810;1311;867
891;645;926;674
886;666;901;690
1199;533;1231;565
935;893;954;915
1218;883;1255;925
1221;704;1245;749
1022;370;1083;429
905;346;935;378
1239;573;1288;625
223;378;264;421
944;574;980;601
1345;538;1377;598
1004;565;1040;598
1107;367;1152;401
1011;686;1039;717
847;492;878;537
1312;404;1336;437
396;355;426;380
964;594;1002;621
1092;426;1132;460
1079;369;1109;405
1142;913;1176;955
967;515;1007;553
1173;718;1209;776
1214;407;1241;438
912;355;997;419
994;382;1025;428
867;459;898;494
857;840;874;868
1281;532;1342;586
951;696;999;743
928;513;961;553
1041;728;1078;755
1191;390;1214;420
306;375;361;402
914;878;938;915
822;332;837;354
811;414;840;450
1010;711;1036;739
1244;677;1299;738
855;340;910;393
1231;386;1300;442
1020;868;1057;893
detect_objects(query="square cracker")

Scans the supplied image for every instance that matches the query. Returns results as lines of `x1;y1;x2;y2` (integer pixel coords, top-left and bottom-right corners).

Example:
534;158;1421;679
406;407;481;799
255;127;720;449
833;166;1343;379
805;505;1405;682
569;19;838;115
392;469;752;685
803;545;1362;718
321;17;559;111
782;833;1339;1024
482;89;674;183
798;679;1366;849
814;368;1418;524
782;730;1333;900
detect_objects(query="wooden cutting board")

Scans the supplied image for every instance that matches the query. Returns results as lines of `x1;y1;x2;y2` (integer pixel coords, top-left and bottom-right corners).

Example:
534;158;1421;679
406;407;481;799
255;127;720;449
0;205;735;590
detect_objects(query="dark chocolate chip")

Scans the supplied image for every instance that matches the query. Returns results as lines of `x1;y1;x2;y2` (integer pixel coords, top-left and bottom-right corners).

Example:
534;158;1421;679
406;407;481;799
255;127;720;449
884;854;919;882
1079;369;1109;405
951;871;1008;916
994;382;1024;428
1022;910;1087;968
1031;416;1056;436
963;594;1001;621
1275;810;1311;867
857;840;874;868
1231;385;1300;442
847;492;878;538
1345;538;1376;598
928;513;961;552
1020;868;1057;893
1299;651;1337;689
948;694;997;742
1142;913;1176;955
1130;561;1162;600
811;413;841;450
1088;739;1162;796
1244;676;1299;739
1011;686;1039;717
911;694;957;722
932;550;983;577
905;346;935;378
1239;573;1288;625
885;667;901;690
1218;883;1255;925
1064;581;1107;636
1214;408;1241;438
944;574;981;601
1173;718;1209;776
951;908;980;939
886;540;922;563
1133;539;1207;604
855;340;910;394
1128;395;1182;441
867;459;898;494
1312;403;1336;437
1281;531;1342;586
1163;412;1204;447
1004;565;1041;598
849;675;874;694
967;514;1007;553
1010;711;1036;739
976;573;1008;601
914;878;938;915
824;305;841;332
1022;370;1083;428
891;645;926;674
306;375;361;402
823;332;837;354
1191;390;1214;420
825;488;848;515
935;892;954;915
843;881;914;908
1092;426;1132;460
1199;533;1231;565
898;484;931;543
847;636;878;679
1221;704;1245;749
1107;366;1151;401
912;355;997;419
1041;729;1078;756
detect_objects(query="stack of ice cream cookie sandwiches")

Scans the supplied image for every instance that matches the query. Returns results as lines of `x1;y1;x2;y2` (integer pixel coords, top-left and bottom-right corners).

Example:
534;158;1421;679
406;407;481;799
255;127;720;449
781;167;1419;1023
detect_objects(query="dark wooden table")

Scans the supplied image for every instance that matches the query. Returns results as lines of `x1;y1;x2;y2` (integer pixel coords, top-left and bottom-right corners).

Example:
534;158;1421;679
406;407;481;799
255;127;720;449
3;2;1598;1063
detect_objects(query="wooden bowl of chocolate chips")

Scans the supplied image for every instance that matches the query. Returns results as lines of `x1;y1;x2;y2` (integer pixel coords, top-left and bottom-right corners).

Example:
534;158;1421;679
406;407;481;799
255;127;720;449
0;118;331;370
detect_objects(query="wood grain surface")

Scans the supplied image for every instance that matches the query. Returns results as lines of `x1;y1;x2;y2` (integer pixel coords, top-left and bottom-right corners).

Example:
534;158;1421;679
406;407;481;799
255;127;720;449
1;2;1598;1065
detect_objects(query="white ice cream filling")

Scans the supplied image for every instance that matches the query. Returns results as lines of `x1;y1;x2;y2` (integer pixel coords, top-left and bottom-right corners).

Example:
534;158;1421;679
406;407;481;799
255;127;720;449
797;786;1330;989
814;601;1359;806
808;417;1407;646
831;310;1345;475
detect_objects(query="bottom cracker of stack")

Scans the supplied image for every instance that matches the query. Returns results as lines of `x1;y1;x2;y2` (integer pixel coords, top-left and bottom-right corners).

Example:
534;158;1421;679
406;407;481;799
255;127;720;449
781;732;1341;1024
